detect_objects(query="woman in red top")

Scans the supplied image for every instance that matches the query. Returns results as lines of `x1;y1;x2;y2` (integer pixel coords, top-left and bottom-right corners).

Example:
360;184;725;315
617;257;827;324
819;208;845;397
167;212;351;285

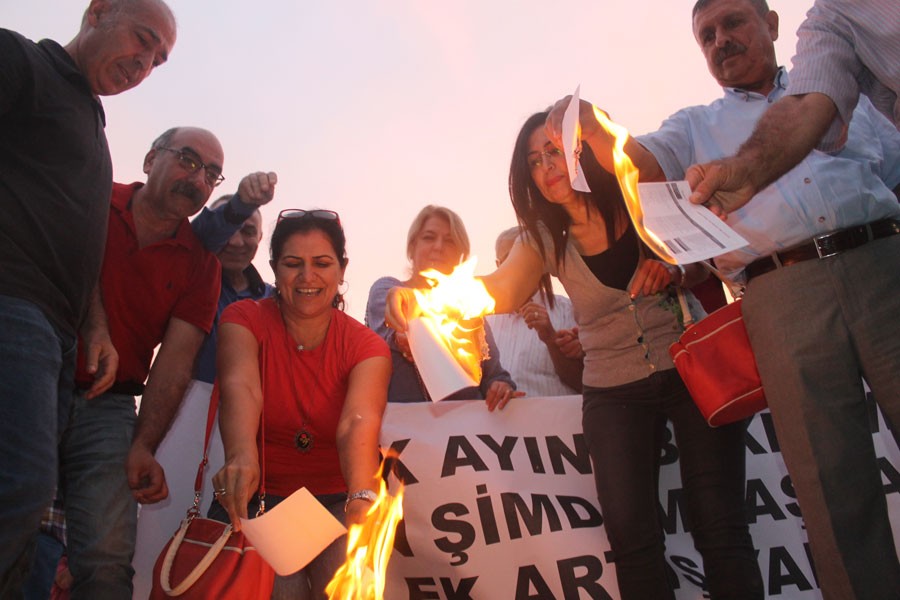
211;210;391;599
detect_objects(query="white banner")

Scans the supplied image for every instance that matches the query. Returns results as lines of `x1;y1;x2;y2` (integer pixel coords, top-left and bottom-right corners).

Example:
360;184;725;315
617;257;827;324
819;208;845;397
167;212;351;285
379;395;900;599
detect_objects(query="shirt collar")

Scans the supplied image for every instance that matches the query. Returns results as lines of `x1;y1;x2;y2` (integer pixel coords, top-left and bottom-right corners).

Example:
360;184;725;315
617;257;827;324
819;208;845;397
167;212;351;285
723;66;788;102
242;263;268;297
37;38;107;127
112;181;196;249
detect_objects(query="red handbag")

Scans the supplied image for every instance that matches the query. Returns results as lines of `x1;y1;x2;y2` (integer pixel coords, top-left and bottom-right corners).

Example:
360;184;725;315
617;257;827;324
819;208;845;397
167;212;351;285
149;390;275;598
669;298;767;427
150;515;274;599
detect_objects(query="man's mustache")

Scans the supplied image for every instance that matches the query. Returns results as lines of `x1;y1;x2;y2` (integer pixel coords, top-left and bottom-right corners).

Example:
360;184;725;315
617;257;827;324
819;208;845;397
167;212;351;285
715;43;747;65
171;180;203;204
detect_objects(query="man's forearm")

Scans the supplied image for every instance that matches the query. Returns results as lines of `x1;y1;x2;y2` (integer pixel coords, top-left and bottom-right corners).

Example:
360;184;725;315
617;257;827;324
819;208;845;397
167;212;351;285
736;93;838;192
81;283;109;335
191;193;254;253
131;370;193;453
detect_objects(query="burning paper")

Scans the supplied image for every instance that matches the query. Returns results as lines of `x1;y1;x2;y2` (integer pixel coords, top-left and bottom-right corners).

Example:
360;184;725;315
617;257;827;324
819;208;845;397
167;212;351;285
563;86;591;193
239;487;346;576
407;257;496;401
326;459;405;600
407;316;480;401
586;100;748;264
588;104;676;264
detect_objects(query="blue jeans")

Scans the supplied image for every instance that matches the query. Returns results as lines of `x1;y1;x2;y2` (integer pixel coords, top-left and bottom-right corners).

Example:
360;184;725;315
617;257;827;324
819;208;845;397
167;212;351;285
583;369;763;600
23;532;65;600
60;392;138;599
0;296;75;597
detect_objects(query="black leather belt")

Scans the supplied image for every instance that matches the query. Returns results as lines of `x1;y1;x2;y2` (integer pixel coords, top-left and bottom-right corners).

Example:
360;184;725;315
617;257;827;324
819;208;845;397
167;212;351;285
745;218;900;282
76;381;145;396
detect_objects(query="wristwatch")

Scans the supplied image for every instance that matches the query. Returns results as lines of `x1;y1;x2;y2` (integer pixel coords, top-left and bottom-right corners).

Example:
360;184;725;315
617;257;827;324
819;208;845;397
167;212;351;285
344;489;377;512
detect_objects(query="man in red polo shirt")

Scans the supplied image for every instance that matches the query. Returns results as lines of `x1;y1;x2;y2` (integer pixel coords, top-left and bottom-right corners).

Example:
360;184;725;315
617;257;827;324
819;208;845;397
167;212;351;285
62;126;276;597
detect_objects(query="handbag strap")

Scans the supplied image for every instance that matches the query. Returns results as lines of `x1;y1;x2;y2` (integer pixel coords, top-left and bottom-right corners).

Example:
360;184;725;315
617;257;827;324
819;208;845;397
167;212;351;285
189;374;267;517
676;260;745;328
699;260;744;297
158;517;235;596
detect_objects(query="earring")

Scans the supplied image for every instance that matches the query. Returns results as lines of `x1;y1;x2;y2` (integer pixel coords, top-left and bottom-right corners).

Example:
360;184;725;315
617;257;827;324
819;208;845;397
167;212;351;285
338;280;349;296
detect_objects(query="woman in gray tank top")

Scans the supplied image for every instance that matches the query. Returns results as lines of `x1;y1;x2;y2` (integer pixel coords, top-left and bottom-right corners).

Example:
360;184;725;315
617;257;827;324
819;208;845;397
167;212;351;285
384;108;763;600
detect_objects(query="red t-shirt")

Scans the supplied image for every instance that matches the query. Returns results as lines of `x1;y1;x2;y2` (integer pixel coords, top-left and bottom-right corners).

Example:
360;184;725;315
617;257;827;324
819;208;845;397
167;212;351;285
76;182;220;386
221;297;390;496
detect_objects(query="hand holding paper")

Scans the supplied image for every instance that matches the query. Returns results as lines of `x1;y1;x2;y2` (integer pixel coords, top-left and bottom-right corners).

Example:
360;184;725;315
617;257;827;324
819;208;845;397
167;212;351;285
239;487;346;576
635;180;748;264
562;86;591;193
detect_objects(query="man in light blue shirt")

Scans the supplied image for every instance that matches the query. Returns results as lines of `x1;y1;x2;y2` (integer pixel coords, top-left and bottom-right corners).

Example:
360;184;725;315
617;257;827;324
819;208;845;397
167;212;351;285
687;0;899;215
547;0;900;597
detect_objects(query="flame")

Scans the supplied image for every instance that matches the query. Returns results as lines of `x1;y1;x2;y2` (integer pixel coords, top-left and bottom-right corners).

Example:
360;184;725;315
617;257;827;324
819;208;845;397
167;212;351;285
590;106;677;265
411;257;496;383
326;465;404;600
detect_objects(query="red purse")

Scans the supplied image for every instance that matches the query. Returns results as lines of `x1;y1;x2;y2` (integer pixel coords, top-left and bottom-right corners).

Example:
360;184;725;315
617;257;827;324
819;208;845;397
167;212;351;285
150;515;274;599
669;298;767;427
149;390;275;599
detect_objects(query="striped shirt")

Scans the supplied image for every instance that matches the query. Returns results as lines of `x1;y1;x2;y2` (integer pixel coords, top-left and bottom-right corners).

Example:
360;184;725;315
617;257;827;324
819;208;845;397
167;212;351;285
486;293;580;397
787;0;900;149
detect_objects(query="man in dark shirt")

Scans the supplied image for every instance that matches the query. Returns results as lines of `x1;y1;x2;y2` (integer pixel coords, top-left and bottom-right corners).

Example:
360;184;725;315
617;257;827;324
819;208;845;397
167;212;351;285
0;1;176;594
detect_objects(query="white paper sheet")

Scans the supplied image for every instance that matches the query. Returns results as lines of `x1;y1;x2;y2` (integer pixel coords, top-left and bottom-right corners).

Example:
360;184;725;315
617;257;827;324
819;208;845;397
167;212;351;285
239;487;346;576
562;86;591;193
407;317;478;402
636;180;749;264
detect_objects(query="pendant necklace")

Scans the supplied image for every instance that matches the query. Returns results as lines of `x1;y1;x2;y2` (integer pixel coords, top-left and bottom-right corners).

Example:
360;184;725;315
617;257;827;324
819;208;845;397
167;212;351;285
282;312;330;453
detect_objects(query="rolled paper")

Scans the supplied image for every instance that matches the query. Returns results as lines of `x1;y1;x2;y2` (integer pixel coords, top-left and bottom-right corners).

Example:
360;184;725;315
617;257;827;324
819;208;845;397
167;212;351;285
407;316;479;402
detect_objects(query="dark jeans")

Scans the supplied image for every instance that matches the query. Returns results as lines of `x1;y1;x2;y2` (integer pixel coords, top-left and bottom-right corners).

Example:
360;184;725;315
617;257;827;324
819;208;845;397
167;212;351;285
0;296;75;597
583;369;763;600
23;532;65;600
61;393;138;600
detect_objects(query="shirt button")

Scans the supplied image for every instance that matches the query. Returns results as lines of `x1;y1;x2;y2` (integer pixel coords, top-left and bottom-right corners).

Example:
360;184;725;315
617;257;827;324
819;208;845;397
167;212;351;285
803;177;811;184
649;364;656;371
628;305;636;312
818;216;826;223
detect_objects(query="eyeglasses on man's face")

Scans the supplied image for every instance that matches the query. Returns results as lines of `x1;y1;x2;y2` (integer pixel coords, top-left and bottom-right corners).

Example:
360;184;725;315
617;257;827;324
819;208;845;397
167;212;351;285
277;209;341;225
157;147;225;188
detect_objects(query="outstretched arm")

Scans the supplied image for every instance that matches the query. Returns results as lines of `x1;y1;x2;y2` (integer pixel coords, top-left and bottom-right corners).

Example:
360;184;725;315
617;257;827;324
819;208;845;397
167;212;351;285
211;322;264;531
126;317;206;504
383;240;545;334
338;355;391;526
686;93;838;217
192;172;278;252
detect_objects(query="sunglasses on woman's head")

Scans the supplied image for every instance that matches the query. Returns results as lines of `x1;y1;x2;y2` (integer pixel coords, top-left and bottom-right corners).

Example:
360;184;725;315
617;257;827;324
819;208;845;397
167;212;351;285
277;209;341;225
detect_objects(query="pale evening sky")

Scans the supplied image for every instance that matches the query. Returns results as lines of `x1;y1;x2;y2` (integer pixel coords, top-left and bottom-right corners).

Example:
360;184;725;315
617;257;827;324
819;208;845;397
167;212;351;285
3;1;811;321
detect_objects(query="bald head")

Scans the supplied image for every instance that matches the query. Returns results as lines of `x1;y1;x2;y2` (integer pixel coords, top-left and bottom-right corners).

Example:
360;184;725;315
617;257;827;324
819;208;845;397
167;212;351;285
141;126;224;220
210;196;264;277
79;0;175;28
67;0;177;96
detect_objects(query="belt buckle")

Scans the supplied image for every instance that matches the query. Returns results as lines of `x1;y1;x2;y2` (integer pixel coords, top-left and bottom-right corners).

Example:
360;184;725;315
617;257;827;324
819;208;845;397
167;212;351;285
813;232;839;259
